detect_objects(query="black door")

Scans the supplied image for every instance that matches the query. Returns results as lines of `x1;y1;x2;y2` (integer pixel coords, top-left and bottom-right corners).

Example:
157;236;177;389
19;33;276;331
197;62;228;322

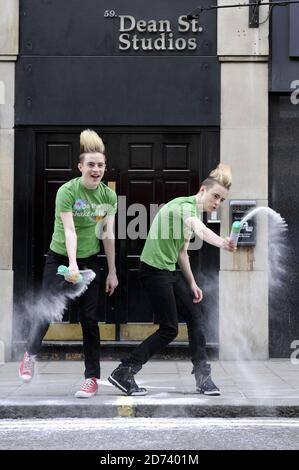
117;132;204;340
34;131;119;341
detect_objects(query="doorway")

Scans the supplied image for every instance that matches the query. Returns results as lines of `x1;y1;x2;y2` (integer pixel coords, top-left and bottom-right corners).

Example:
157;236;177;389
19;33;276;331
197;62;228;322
14;127;220;347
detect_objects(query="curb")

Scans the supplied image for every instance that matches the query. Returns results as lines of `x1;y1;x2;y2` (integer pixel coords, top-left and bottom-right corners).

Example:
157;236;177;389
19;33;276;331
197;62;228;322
1;404;299;419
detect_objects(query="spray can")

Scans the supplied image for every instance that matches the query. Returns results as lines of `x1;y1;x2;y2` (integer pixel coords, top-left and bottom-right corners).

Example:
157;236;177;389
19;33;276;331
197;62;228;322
229;221;242;247
57;265;83;284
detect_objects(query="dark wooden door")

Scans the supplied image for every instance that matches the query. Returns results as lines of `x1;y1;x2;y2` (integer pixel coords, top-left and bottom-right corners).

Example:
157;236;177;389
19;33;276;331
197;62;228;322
118;133;201;332
35;132;119;341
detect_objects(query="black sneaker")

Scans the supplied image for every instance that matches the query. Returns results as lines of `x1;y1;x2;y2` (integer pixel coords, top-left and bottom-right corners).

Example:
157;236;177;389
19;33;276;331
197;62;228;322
195;372;221;396
108;365;148;396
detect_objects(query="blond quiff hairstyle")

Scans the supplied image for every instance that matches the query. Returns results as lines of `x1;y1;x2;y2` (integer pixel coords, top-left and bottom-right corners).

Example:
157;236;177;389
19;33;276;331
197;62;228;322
201;163;232;190
80;129;105;162
209;163;232;189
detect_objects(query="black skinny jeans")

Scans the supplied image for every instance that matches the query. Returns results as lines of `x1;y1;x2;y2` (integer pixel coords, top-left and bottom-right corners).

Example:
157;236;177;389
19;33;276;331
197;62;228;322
27;250;101;379
122;262;209;375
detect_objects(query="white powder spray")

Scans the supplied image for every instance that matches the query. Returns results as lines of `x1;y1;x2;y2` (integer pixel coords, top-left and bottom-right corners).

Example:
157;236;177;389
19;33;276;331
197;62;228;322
15;269;96;346
33;270;96;323
199;207;288;368
41;270;95;323
241;207;288;290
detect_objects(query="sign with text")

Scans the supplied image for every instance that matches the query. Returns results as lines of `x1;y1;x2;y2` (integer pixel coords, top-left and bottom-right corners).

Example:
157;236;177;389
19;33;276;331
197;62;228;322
17;0;219;125
117;14;203;52
19;0;216;56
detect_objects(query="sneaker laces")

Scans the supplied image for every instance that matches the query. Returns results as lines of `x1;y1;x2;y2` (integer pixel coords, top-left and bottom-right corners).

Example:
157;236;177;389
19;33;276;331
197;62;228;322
127;369;142;390
81;378;95;390
202;374;212;385
202;375;218;390
24;354;34;368
128;375;138;387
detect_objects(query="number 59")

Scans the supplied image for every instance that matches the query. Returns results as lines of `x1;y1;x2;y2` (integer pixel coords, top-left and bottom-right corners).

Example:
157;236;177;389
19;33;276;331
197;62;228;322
104;10;116;17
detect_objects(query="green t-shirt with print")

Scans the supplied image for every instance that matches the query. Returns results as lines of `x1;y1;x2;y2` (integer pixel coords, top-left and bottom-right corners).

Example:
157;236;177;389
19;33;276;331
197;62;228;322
140;196;199;271
50;177;117;258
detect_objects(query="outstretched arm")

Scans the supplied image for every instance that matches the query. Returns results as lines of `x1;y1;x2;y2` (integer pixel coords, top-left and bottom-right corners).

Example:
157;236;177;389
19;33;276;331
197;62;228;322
185;217;236;252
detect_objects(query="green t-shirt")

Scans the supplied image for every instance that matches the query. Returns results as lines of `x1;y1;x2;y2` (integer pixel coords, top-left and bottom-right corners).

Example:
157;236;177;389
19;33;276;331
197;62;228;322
140;196;199;271
50;177;117;258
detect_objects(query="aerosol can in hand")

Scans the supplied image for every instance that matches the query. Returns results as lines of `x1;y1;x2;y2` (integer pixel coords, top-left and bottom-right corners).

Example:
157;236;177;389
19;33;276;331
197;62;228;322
57;265;83;284
229;221;242;247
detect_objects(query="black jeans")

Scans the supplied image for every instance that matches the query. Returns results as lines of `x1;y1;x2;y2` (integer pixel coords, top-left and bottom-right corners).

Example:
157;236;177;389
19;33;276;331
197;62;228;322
27;250;101;379
122;262;209;374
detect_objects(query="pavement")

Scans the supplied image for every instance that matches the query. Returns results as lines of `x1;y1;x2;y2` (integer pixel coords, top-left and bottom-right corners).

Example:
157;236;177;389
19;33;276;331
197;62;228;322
1;359;299;419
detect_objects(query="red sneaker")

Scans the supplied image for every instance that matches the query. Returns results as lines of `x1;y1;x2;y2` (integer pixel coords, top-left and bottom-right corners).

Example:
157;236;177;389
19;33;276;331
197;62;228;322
19;352;35;383
75;377;98;398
